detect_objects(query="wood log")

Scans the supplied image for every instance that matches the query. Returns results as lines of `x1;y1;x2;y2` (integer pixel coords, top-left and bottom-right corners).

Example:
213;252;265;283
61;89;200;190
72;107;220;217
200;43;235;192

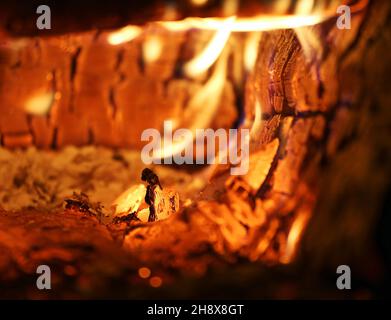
0;208;139;299
0;27;238;149
120;0;391;284
0;0;390;299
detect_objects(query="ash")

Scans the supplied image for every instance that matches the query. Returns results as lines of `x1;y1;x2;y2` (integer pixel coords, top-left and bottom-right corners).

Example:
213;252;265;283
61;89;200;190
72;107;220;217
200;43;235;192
0;146;205;213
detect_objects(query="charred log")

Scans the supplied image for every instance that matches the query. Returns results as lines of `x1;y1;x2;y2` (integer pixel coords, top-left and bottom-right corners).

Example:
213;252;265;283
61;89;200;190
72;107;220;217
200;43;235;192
0;0;390;299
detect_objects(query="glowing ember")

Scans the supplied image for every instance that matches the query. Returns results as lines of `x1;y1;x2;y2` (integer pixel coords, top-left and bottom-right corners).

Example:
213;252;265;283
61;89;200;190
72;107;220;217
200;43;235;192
150;50;228;161
149;276;163;288
112;184;146;216
138;267;151;279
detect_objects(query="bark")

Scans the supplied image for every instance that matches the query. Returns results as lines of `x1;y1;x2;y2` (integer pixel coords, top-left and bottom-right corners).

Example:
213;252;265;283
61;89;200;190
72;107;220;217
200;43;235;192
0;27;237;148
120;0;391;283
0;0;390;298
0;208;138;299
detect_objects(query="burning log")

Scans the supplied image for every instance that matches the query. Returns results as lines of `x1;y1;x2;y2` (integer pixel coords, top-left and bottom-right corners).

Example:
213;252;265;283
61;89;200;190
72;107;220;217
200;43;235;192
0;24;238;149
120;0;391;275
112;168;180;222
0;0;390;299
0;208;141;299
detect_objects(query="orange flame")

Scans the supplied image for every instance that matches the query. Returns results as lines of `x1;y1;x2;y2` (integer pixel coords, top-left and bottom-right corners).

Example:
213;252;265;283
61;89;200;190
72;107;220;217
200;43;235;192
107;26;141;45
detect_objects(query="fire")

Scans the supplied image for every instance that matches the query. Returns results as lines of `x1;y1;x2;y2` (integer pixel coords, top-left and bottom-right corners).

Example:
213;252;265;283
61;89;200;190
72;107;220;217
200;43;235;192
184;17;234;78
244;32;262;73
160;14;326;33
249;99;262;141
280;209;311;264
138;267;151;279
110;2;338;195
108;0;369;266
295;0;315;15
150;50;228;161
107;25;141;45
106;7;331;46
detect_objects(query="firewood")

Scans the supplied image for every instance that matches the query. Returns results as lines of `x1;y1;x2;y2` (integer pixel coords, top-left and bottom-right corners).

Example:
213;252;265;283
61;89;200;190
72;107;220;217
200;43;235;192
0;27;238;149
121;0;391;275
0;0;390;299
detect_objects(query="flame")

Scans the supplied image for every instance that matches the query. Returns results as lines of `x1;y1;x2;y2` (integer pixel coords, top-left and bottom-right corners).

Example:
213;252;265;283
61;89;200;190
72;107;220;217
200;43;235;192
244;32;262;72
151;50;228;160
107;25;141;45
249;99;262;140
295;0;315;15
184;17;235;78
138;267;151;279
280;209;311;264
293;0;322;62
160;14;326;33
145;8;336;160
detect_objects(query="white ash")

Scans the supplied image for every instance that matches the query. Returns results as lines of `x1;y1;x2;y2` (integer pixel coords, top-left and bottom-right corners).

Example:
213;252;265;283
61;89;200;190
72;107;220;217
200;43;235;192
0;146;205;213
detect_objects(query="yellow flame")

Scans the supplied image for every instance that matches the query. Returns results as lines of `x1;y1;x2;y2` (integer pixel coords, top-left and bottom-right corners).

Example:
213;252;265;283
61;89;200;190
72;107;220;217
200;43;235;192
184;17;235;78
250;99;262;140
295;0;315;15
152;50;228;160
107;26;141;45
244;32;262;72
148;9;332;160
280;210;310;264
160;14;326;33
108;0;368;45
143;35;163;63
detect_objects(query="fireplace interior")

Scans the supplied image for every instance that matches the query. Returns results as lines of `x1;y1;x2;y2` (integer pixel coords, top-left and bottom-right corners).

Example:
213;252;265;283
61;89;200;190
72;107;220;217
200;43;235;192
0;0;390;299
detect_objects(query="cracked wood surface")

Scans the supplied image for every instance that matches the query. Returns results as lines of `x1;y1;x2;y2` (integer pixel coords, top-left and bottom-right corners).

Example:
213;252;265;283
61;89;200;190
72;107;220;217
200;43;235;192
0;28;237;148
120;0;391;271
0;0;390;298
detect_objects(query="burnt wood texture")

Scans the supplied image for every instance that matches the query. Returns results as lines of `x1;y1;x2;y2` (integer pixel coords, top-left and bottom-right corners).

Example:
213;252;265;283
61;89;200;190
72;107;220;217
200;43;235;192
0;0;390;298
